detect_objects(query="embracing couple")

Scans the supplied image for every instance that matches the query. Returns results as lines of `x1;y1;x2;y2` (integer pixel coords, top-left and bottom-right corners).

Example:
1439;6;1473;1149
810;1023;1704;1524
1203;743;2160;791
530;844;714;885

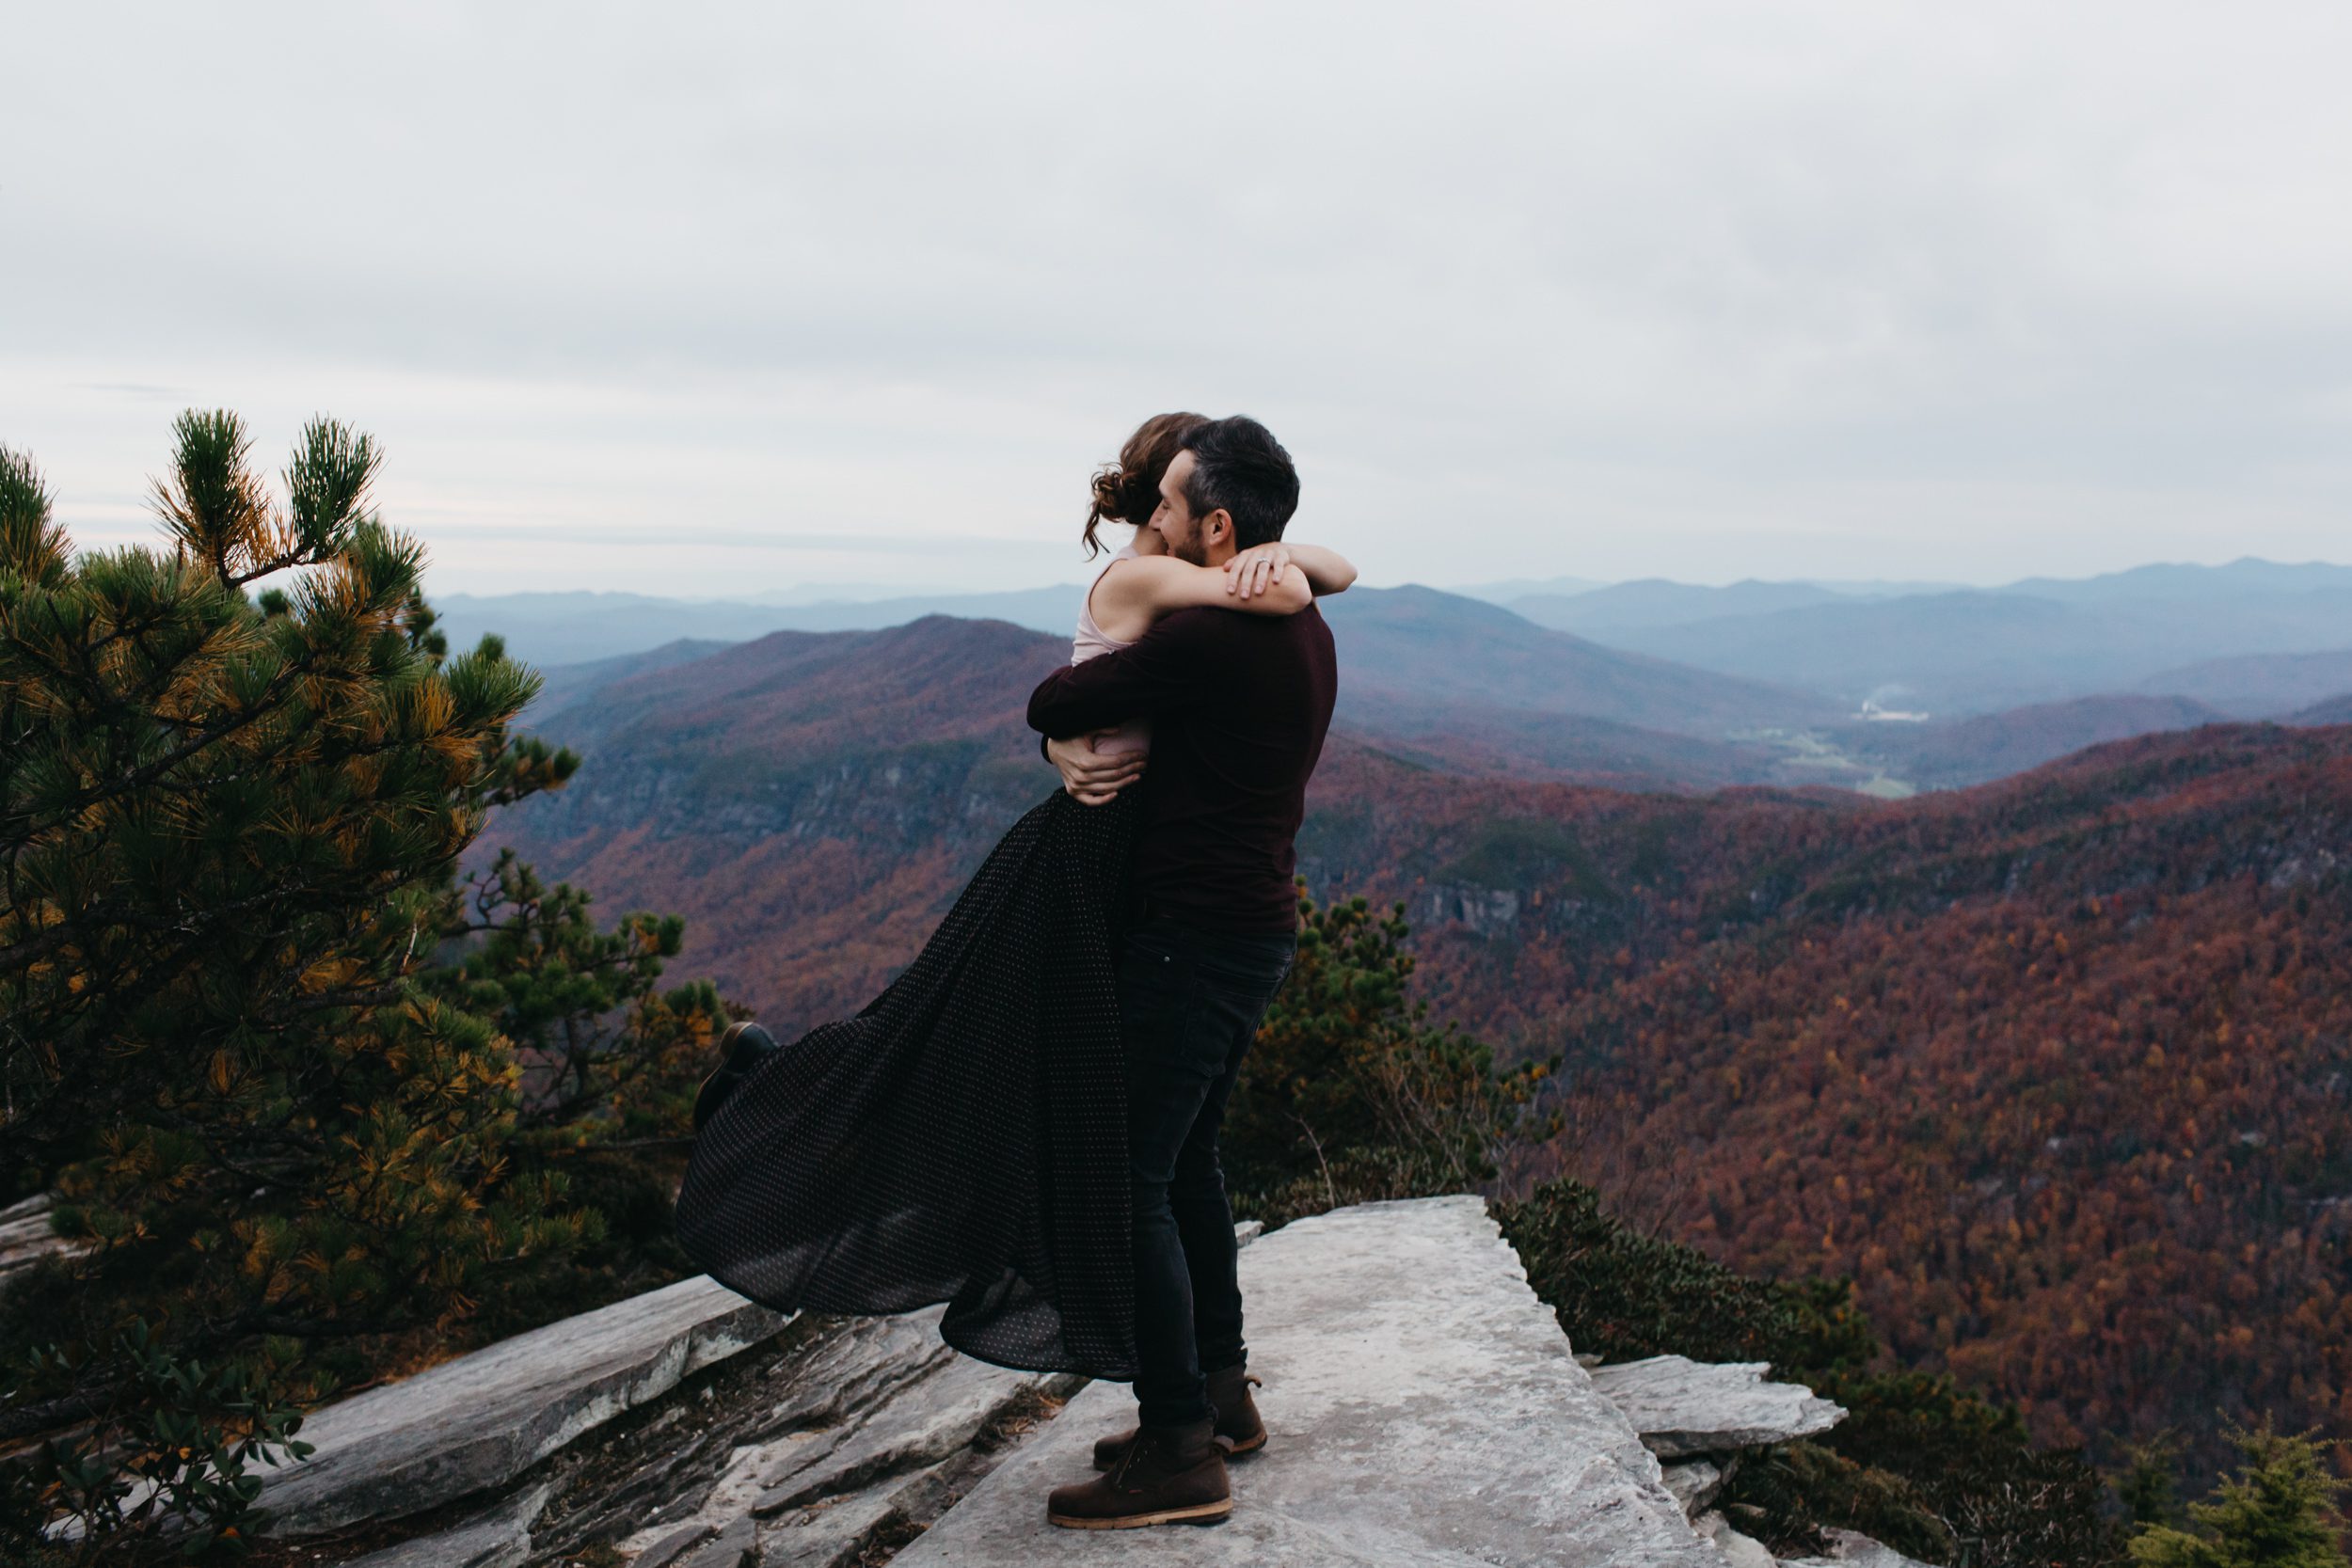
675;412;1347;1531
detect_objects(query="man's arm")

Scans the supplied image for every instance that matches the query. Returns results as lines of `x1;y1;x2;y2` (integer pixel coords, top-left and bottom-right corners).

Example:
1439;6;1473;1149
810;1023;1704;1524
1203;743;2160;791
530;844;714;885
1026;608;1223;738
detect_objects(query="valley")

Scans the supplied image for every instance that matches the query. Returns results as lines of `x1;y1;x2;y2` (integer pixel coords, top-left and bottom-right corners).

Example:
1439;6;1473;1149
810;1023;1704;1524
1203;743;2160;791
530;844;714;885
466;565;2352;1484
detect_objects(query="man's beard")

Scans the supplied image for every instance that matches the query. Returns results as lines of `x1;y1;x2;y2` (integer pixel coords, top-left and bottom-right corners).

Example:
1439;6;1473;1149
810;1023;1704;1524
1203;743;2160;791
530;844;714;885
1168;529;1209;568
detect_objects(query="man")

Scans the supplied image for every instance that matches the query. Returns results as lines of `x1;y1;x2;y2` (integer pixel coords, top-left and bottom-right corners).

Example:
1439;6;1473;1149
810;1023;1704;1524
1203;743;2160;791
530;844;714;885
1025;415;1338;1529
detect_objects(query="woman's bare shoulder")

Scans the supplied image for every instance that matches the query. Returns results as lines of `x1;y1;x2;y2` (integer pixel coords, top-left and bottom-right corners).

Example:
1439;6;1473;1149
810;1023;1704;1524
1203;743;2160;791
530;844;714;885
1089;552;1191;606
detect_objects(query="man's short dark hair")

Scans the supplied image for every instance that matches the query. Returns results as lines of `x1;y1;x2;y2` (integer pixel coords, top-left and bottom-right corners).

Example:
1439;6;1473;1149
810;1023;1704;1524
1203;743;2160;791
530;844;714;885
1180;416;1300;552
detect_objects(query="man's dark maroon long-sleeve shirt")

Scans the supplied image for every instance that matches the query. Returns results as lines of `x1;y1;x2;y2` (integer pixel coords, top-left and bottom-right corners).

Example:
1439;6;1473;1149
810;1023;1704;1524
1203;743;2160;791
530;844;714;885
1026;604;1338;934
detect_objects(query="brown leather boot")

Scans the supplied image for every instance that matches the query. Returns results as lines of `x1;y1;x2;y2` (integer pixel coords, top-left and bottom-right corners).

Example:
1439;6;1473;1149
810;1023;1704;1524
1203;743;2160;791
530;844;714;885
1050;1417;1231;1528
1092;1363;1265;1471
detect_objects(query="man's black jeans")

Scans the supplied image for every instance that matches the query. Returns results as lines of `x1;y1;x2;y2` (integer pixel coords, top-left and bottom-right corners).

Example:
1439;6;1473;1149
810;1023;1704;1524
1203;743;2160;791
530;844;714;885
1115;911;1296;1429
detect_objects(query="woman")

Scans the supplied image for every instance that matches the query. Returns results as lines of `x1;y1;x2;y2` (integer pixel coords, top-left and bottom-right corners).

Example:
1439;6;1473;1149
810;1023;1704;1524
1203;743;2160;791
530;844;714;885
672;414;1355;1382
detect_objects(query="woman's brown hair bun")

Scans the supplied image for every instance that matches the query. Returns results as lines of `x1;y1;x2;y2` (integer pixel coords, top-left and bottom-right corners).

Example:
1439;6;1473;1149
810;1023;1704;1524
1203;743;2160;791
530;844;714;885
1083;411;1210;558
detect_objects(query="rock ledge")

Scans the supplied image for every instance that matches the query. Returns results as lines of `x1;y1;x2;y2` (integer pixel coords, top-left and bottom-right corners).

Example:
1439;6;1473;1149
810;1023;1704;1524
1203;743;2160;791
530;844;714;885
1588;1354;1846;1458
894;1195;1716;1567
262;1275;788;1537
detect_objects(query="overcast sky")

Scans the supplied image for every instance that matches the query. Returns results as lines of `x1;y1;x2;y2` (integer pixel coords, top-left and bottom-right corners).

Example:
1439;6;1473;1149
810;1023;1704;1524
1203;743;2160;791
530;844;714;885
6;1;2348;599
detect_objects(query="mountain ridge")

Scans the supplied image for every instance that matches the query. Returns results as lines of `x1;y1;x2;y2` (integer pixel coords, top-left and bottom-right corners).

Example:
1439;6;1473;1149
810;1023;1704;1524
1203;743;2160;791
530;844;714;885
448;558;2352;725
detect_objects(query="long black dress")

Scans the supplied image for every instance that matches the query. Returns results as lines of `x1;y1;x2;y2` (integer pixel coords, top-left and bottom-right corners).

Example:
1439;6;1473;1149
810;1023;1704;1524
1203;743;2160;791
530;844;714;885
671;786;1141;1381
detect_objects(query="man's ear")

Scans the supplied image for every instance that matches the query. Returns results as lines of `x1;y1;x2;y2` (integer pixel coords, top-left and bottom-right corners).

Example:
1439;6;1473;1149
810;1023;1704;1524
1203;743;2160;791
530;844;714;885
1204;511;1234;549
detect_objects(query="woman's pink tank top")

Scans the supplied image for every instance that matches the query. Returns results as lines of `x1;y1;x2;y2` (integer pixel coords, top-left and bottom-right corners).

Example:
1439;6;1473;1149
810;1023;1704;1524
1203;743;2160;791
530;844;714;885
1073;545;1152;758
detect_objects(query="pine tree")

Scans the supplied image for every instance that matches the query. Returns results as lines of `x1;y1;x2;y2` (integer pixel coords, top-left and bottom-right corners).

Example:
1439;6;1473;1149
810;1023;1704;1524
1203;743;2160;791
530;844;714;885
2129;1421;2349;1568
0;412;720;1462
419;847;723;1144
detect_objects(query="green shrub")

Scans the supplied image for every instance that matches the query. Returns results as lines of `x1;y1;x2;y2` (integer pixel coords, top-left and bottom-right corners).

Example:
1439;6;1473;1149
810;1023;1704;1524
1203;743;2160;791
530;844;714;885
2128;1422;2348;1568
1797;1368;2123;1568
2;1318;312;1563
1723;1439;1954;1563
1224;892;1555;1227
1492;1177;1875;1370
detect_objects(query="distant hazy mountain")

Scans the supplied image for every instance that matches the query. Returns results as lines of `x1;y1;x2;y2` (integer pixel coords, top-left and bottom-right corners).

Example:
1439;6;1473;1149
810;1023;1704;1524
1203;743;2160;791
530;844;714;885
1331;691;1790;789
1441;573;1608;605
518;639;736;725
1585;590;2073;712
1320;586;1845;739
2130;646;2352;718
2291;692;2352;725
1830;693;2231;791
508;585;1847;758
1449;572;1969;606
516;583;2329;798
456;556;2352;723
1581;581;2352;715
737;581;899;605
1999;557;2352;603
1507;578;1849;635
437;586;1081;667
1788;576;1971;597
722;586;1079;636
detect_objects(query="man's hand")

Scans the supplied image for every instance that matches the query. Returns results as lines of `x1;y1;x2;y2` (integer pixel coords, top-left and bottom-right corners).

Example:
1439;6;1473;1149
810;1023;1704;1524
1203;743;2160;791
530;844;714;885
1047;733;1144;805
1224;543;1294;601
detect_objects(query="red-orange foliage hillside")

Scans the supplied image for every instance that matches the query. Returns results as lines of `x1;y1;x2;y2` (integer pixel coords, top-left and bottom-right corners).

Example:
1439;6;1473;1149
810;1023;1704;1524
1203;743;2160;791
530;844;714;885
1312;723;2352;1476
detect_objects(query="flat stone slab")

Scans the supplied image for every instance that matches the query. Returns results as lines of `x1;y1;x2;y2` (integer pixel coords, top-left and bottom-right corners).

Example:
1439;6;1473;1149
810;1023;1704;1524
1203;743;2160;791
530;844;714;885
1585;1355;1844;1458
260;1275;788;1536
894;1195;1715;1567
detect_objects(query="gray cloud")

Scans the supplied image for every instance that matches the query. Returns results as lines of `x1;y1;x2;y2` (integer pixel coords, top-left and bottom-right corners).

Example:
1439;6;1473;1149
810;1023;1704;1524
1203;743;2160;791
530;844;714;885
5;0;2347;597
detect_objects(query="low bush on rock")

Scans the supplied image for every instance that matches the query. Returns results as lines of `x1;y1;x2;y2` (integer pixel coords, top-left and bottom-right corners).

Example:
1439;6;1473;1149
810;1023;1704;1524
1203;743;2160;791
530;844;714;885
1224;891;1558;1227
1490;1176;1875;1370
0;1319;313;1565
